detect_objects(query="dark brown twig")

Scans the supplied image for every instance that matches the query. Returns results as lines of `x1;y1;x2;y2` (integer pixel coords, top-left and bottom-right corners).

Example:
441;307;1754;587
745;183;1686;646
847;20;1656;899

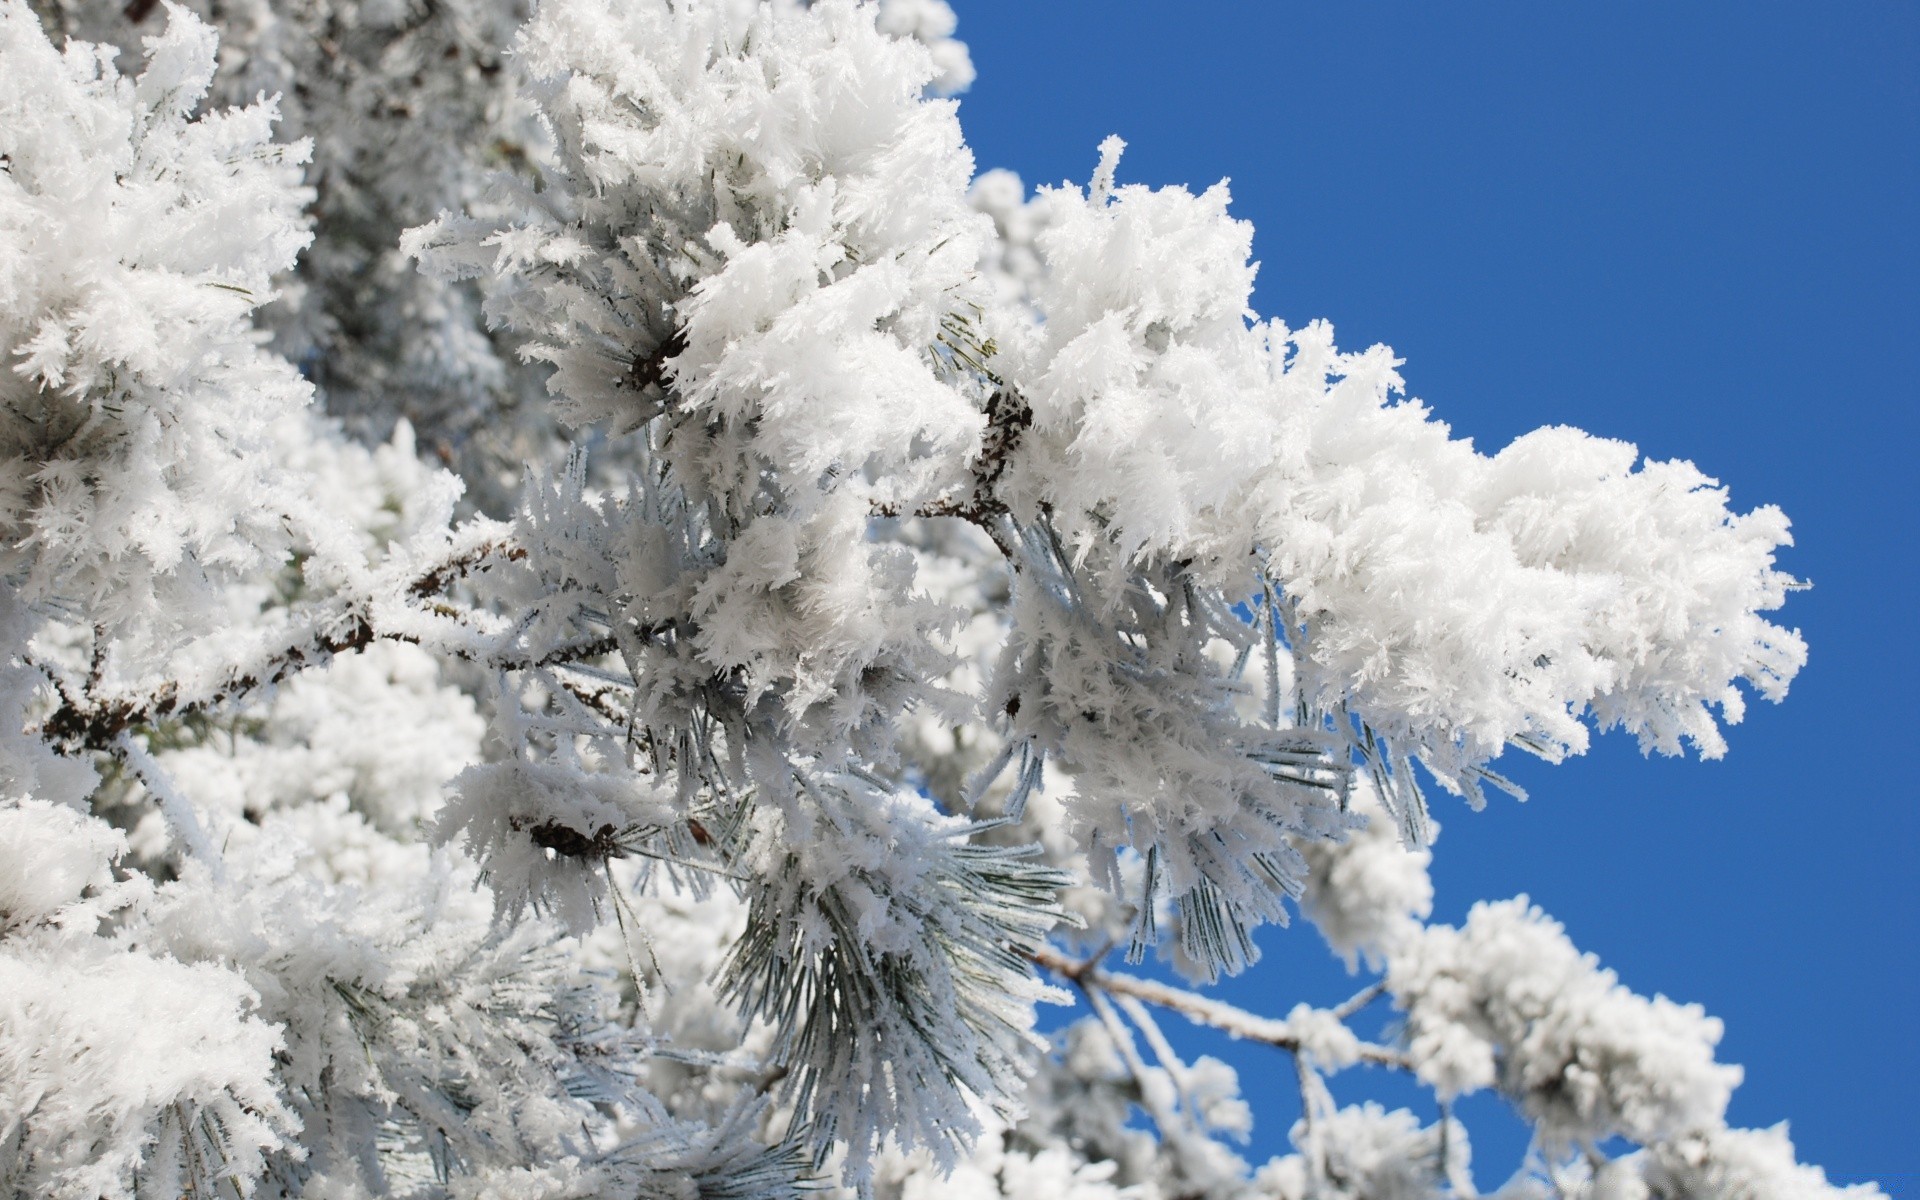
31;537;601;756
873;387;1031;551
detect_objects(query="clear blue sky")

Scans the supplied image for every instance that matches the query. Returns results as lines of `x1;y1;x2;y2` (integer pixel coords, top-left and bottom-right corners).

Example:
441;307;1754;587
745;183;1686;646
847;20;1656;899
949;3;1918;1190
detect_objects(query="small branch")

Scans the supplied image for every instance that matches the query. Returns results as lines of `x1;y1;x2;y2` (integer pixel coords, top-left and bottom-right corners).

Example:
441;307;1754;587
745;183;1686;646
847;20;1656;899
112;731;222;874
1438;1099;1478;1197
1114;992;1200;1126
1067;961;1224;1179
1032;943;1103;984
1030;945;1410;1070
872;387;1030;555
479;633;625;675
1084;984;1191;1147
1296;1051;1329;1183
1332;980;1388;1021
406;537;524;599
33;534;565;756
37;611;382;755
973;386;1033;501
555;675;630;725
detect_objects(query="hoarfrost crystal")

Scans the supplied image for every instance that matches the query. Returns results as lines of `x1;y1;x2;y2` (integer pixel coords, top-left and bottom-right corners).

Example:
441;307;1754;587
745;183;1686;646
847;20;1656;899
0;0;1864;1197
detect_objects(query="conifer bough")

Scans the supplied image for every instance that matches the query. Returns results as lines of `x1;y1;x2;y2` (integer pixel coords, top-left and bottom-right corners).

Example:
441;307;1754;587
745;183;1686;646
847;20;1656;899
0;1;1867;1198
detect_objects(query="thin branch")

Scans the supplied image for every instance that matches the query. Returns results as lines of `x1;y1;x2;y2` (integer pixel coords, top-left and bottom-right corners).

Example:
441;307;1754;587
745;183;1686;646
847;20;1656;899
406;536;524;598
38;611;381;755
31;535;605;756
1030;945;1411;1070
1114;992;1200;1127
871;386;1030;555
1294;1050;1320;1173
112;731;222;874
1084;985;1188;1143
481;633;625;674
1331;980;1388;1021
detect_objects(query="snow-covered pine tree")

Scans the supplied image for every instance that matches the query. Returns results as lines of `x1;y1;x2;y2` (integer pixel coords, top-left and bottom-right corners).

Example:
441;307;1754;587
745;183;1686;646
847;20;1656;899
0;1;1870;1198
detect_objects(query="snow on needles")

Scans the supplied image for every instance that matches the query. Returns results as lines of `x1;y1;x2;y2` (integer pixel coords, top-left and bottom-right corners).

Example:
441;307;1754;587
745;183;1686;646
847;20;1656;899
0;2;314;640
0;0;1863;1196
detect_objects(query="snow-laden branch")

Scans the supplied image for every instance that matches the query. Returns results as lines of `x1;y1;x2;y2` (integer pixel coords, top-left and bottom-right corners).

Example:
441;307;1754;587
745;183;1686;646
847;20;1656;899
0;1;1866;1197
1033;945;1410;1070
33;524;524;754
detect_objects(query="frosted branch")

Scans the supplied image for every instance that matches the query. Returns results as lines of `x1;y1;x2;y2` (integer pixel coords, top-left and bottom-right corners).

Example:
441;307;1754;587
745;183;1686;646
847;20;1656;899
31;531;584;755
1031;946;1410;1070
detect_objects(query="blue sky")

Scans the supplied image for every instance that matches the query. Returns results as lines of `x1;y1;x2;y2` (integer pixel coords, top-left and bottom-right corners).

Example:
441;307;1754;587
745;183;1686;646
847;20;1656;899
949;3;1918;1190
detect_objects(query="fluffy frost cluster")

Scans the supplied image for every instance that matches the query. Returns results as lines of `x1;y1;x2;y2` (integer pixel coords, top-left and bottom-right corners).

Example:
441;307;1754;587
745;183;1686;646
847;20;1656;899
0;0;1866;1198
0;2;312;636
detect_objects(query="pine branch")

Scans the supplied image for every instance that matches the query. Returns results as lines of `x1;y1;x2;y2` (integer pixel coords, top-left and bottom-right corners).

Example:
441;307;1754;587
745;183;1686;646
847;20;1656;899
872;386;1031;550
34;609;385;756
404;536;526;599
30;533;627;756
